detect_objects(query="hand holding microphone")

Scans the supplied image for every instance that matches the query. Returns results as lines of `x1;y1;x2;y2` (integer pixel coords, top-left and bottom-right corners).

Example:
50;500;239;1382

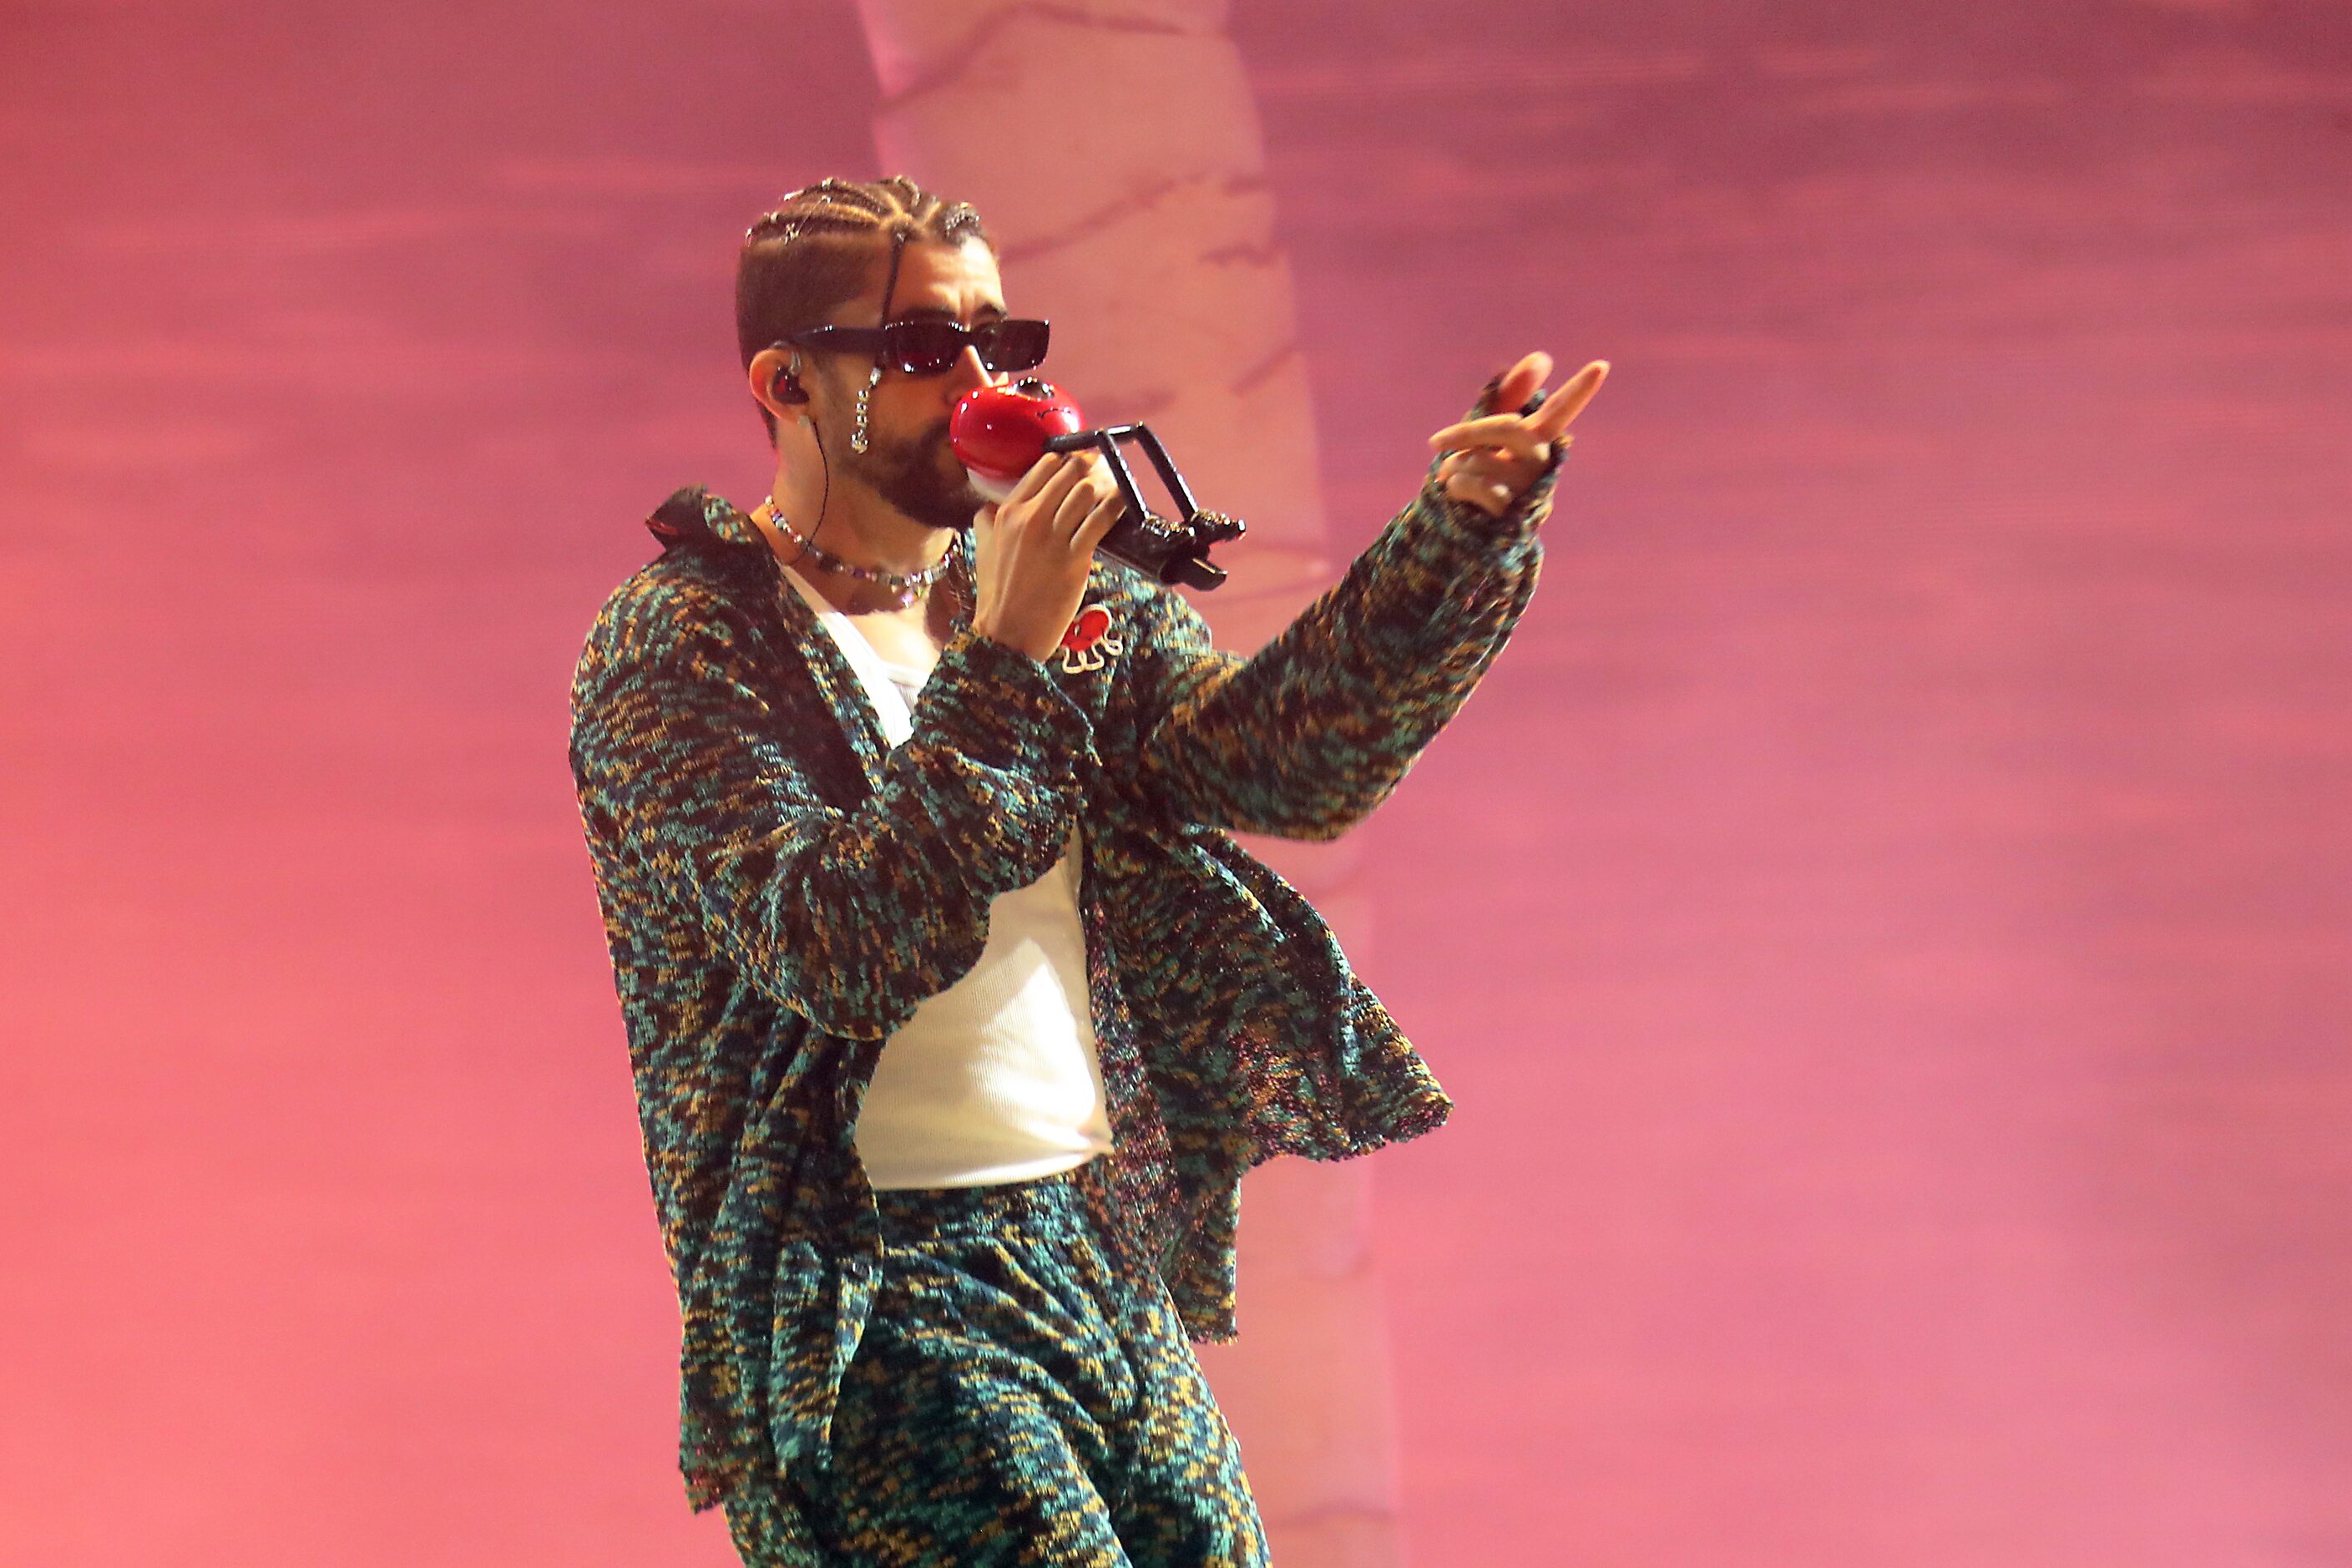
970;448;1126;664
952;380;1247;595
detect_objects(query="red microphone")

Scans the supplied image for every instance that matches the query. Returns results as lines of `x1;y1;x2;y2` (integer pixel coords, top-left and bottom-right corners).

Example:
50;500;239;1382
949;379;1245;589
949;378;1088;503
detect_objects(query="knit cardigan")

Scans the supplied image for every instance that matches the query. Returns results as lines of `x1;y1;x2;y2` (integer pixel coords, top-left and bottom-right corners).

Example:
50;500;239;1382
567;384;1558;1515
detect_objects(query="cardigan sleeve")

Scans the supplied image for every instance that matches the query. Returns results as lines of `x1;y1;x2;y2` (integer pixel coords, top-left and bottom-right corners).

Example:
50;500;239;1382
1122;386;1561;841
569;603;1095;1040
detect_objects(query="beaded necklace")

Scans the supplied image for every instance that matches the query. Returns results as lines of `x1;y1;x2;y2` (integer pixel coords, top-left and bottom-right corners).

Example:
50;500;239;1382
755;495;959;613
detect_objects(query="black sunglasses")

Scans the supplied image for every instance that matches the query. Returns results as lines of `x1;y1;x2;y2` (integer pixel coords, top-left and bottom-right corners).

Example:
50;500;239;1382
785;317;1050;376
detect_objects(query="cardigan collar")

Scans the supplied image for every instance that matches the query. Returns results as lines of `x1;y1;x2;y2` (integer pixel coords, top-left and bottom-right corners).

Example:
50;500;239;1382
646;484;771;553
643;484;983;792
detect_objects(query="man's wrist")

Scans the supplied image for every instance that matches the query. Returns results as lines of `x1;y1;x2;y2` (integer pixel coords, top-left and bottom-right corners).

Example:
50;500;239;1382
928;627;1093;774
973;620;1060;666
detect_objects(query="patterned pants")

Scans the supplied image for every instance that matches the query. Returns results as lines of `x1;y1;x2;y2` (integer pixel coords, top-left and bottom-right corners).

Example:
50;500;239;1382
724;1158;1271;1567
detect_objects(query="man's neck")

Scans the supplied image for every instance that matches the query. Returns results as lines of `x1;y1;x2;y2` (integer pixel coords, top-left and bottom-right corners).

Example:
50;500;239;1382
751;497;954;619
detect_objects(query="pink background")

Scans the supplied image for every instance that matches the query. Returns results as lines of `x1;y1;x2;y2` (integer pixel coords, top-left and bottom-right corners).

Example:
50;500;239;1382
5;3;2349;1564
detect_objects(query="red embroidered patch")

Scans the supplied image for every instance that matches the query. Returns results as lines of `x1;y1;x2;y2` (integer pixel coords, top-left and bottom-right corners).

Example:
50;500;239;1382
1060;604;1113;652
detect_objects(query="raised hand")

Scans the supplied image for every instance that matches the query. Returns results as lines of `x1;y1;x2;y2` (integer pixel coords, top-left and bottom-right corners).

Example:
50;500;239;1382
970;448;1126;663
1426;352;1609;518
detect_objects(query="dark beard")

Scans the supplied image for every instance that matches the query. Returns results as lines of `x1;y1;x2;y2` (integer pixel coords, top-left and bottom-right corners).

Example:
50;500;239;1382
854;422;984;534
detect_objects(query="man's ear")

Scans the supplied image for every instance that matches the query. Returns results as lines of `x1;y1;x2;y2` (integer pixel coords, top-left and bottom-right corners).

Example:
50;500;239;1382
747;346;811;426
746;347;784;419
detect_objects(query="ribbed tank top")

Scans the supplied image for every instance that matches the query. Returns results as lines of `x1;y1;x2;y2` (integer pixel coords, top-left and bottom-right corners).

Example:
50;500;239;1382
777;563;1115;1189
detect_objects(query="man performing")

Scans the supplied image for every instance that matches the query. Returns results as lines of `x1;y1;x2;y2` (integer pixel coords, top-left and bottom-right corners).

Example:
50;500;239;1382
567;173;1606;1566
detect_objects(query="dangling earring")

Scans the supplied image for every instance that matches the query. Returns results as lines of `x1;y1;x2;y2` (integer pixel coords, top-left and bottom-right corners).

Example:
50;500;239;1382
850;366;881;453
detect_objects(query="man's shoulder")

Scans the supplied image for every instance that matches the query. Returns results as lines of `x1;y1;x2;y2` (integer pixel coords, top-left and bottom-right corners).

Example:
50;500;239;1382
592;548;748;630
581;493;776;649
574;556;739;690
569;498;787;731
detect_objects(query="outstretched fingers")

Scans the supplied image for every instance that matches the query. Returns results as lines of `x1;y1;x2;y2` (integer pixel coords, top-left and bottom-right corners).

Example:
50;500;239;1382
1533;360;1608;438
1428;357;1610;457
1429;413;1551;459
1492;351;1550;412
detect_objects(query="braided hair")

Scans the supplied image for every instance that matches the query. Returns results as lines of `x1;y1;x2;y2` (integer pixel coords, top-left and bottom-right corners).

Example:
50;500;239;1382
735;174;994;443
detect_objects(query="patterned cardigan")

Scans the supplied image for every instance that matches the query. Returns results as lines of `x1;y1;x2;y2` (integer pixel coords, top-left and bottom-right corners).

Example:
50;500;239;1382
567;384;1559;1515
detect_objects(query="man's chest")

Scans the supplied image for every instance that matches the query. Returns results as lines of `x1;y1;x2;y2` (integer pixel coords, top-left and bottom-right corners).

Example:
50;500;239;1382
776;563;952;680
843;609;946;678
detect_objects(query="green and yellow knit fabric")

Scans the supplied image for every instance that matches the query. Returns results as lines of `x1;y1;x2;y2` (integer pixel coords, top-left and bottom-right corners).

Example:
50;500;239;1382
567;385;1560;1512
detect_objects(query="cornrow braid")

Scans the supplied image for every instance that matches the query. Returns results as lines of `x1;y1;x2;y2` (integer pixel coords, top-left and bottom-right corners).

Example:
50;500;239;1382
736;174;993;442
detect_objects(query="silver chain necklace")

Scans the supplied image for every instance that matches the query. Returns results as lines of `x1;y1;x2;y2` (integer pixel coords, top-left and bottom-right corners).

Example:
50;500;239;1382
756;496;956;612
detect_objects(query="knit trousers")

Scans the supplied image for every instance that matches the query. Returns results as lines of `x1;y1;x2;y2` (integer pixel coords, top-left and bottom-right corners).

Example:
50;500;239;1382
723;1157;1271;1567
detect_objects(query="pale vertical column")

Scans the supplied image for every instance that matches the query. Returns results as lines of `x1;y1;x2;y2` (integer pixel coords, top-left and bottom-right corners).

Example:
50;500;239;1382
849;3;1409;1565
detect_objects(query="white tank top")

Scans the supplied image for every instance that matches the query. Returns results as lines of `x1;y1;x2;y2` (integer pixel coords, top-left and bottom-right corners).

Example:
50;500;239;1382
779;564;1115;1189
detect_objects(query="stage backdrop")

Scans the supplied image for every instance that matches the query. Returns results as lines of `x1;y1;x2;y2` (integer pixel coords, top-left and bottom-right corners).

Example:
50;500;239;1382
3;3;2347;1565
